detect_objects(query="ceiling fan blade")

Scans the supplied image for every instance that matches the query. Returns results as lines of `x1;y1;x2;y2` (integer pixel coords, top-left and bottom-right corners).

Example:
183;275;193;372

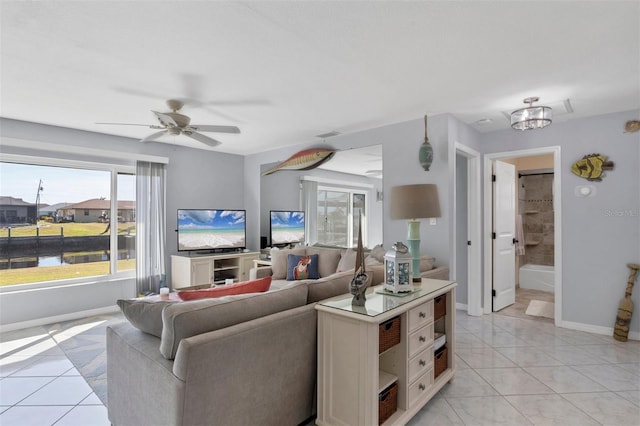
190;125;240;134
184;131;221;147
152;111;178;127
141;130;168;143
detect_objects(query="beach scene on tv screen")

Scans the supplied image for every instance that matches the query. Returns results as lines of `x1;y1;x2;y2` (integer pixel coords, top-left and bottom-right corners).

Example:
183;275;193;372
271;211;305;244
178;210;245;250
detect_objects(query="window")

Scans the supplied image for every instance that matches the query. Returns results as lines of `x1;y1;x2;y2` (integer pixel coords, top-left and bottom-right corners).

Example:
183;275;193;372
316;187;367;247
0;157;136;287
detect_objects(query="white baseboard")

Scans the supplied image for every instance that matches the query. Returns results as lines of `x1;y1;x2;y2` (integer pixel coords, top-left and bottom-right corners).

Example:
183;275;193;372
559;320;640;341
456;303;468;311
0;305;120;333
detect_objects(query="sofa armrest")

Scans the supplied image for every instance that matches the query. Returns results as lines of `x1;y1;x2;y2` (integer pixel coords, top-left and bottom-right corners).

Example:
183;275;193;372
420;266;450;280
249;266;273;280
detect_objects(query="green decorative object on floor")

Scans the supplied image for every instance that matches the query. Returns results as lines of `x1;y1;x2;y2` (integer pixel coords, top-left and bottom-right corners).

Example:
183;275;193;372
419;114;433;171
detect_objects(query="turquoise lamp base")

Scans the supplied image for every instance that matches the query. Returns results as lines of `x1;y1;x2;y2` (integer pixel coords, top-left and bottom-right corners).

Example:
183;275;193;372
406;219;422;282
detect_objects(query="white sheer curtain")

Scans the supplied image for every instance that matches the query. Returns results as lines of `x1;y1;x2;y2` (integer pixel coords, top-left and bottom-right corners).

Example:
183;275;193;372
136;161;166;295
300;179;318;245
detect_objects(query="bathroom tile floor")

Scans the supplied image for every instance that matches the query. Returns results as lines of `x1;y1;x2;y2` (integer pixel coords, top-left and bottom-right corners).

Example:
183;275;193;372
1;310;639;425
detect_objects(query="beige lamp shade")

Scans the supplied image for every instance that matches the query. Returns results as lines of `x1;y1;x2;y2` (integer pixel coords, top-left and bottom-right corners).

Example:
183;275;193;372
390;184;441;219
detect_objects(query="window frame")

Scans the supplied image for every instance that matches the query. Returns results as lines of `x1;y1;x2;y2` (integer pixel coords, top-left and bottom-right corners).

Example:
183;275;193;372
0;153;136;292
317;184;369;248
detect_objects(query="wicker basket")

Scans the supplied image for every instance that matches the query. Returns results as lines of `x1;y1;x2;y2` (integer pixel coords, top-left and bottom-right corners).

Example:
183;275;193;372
379;316;401;353
434;293;446;321
434;346;448;379
378;382;398;425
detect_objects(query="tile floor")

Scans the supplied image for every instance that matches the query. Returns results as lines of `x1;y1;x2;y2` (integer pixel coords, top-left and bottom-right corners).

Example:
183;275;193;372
1;311;639;425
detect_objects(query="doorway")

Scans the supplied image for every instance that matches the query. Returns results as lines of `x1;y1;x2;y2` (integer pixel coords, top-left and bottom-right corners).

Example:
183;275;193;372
454;143;482;316
483;147;562;325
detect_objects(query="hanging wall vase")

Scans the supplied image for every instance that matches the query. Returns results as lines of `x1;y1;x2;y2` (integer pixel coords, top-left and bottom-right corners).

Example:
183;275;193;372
419;114;433;171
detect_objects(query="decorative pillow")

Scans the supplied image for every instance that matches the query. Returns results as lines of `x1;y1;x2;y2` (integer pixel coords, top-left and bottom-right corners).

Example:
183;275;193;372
369;244;386;263
117;294;181;337
306;246;342;277
270;247;306;279
177;277;272;300
287;254;319;280
337;248;357;272
420;255;436;272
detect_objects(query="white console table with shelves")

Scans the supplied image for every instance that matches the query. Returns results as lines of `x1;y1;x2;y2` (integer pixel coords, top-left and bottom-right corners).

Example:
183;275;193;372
316;278;456;426
171;252;259;289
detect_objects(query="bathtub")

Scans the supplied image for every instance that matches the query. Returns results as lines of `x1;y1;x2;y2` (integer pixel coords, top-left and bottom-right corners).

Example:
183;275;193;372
519;264;555;293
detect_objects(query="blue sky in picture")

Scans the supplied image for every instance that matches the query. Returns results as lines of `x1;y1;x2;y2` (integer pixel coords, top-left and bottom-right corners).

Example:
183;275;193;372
0;162;135;205
178;210;246;230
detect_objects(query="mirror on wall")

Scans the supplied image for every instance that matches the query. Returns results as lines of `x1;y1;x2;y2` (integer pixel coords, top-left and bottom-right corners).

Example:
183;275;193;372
260;145;383;249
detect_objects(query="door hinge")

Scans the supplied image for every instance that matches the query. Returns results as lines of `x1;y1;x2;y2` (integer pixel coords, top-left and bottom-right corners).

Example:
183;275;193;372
492;289;496;297
492;174;496;182
467;240;472;246
492;232;496;239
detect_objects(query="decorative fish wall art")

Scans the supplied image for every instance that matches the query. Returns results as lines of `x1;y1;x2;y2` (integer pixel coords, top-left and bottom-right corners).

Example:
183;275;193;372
624;120;640;133
261;148;336;176
571;153;614;182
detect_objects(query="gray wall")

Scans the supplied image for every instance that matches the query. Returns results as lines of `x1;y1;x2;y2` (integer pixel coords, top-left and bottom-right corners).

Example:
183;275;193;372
0;118;245;326
246;114;453;268
480;110;640;334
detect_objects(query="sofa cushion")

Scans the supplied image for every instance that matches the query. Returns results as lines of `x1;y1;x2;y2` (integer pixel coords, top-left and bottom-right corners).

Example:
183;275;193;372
117;295;180;338
420;255;436;271
270;247;306;279
286;254;319;280
368;244;386;263
177;277;272;300
337;248;357;272
306;246;342;278
160;283;308;359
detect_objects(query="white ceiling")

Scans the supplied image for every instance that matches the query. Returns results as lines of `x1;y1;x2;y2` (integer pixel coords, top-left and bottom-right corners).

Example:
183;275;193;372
1;1;638;156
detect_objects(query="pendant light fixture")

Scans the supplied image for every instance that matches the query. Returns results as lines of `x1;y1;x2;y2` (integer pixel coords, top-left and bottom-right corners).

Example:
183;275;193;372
510;97;552;130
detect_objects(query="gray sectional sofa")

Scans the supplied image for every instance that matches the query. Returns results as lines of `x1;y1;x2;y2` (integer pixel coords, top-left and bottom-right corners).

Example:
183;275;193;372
107;245;448;426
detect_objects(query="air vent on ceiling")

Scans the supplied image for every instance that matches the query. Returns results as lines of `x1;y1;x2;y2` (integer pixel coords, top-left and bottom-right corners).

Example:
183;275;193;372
316;130;341;138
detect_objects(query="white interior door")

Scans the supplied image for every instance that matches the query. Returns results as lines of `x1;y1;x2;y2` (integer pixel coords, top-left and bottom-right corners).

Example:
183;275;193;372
492;160;516;311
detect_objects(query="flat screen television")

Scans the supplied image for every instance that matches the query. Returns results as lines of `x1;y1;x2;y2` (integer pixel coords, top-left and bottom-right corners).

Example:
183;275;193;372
270;210;305;246
177;209;246;252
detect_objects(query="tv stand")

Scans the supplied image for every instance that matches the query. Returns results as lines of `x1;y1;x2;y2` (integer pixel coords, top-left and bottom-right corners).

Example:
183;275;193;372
171;252;259;289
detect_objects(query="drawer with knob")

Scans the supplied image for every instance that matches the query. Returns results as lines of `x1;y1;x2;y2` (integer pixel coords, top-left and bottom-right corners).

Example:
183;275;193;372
408;368;434;408
408;323;434;358
408;346;434;384
408;300;433;333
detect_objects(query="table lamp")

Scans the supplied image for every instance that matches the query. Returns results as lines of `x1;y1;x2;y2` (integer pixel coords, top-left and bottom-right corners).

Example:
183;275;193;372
390;184;441;282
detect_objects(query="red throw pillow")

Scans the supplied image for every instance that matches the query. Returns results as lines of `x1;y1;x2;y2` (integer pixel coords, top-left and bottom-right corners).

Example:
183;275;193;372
177;276;272;301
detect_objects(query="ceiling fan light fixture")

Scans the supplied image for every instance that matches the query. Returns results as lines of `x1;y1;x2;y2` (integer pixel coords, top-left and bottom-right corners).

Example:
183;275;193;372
510;97;552;130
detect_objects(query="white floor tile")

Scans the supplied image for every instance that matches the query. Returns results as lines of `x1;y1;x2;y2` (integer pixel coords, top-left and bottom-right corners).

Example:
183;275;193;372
475;367;555;395
572;364;640;392
438;368;499;398
523;366;608;393
407;397;465;425
79;393;103;405
9;356;75;377
505;394;601;425
17;376;93;406
54;405;110;426
562;391;640;426
0;405;72;426
495;346;564;367
447;395;533;425
0;377;55;405
616;390;640;407
0;356;39;377
455;346;518;369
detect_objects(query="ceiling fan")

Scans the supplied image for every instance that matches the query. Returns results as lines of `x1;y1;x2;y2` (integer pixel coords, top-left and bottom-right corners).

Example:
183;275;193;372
97;99;240;147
